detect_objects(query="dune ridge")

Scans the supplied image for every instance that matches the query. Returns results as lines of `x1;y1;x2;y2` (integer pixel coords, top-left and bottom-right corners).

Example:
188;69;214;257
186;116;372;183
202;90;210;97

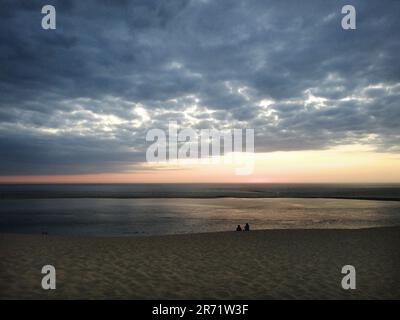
1;227;399;299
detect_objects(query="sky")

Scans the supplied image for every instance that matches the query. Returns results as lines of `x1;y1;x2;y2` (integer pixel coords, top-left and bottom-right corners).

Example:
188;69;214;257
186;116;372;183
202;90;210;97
0;0;400;183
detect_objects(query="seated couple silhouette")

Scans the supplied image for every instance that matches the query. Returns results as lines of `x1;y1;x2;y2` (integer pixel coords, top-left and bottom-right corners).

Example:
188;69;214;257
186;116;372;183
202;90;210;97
236;223;250;232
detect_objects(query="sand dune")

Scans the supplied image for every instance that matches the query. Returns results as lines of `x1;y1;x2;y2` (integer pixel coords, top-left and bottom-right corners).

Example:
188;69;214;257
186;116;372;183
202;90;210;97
1;227;399;299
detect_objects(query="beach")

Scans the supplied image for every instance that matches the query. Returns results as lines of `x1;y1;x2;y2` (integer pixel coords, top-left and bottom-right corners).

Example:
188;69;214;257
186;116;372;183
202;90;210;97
1;227;399;299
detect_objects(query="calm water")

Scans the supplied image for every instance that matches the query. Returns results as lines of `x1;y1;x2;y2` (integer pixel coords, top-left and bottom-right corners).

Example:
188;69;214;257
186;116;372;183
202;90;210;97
1;197;400;236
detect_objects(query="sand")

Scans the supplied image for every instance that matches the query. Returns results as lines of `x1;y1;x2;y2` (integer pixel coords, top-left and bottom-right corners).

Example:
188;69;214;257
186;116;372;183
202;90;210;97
1;227;399;299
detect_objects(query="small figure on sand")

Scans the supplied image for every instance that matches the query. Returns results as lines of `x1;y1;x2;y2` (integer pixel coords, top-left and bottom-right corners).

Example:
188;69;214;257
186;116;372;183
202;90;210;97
244;223;250;231
236;224;242;231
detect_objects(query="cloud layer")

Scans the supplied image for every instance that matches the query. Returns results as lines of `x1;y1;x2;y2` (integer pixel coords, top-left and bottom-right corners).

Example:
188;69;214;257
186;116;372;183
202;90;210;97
0;0;399;175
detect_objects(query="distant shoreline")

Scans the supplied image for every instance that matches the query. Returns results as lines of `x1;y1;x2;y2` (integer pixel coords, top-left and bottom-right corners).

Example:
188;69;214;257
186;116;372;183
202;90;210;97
1;195;400;201
1;183;399;201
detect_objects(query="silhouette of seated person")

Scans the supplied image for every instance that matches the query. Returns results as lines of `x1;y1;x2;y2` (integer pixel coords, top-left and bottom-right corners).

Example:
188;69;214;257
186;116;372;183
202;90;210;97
236;224;242;231
244;223;250;231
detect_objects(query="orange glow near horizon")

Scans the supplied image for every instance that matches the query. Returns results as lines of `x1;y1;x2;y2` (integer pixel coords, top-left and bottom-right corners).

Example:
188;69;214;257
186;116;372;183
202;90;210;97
1;144;400;184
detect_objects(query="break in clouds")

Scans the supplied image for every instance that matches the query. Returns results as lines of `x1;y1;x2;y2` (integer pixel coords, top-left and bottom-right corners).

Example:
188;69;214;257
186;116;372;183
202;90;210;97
0;0;399;175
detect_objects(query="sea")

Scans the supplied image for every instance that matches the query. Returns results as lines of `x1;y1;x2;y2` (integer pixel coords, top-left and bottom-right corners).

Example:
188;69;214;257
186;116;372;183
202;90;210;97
0;184;400;236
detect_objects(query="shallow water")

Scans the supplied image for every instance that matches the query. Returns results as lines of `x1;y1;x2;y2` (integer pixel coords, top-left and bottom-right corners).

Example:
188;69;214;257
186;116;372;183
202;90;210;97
1;197;400;236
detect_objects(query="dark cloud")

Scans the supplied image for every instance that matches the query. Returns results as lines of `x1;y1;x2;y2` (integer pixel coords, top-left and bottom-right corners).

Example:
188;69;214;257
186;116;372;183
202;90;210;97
0;0;399;174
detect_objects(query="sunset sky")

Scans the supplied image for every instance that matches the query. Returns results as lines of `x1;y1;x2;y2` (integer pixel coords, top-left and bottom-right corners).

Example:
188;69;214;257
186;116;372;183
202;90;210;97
1;0;399;183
